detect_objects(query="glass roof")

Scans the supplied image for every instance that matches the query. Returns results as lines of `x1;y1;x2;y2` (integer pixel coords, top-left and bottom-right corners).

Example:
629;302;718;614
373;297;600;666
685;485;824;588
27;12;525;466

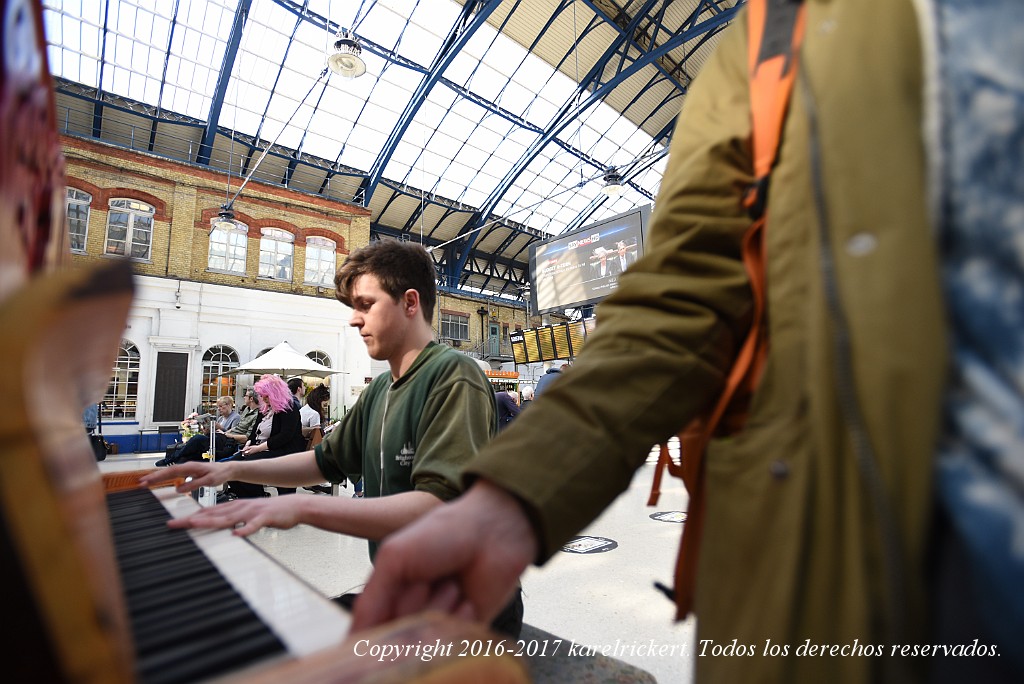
42;0;737;296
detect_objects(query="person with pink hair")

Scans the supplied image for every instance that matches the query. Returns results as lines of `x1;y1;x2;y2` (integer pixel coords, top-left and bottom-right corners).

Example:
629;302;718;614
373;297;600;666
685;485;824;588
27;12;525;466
224;374;305;500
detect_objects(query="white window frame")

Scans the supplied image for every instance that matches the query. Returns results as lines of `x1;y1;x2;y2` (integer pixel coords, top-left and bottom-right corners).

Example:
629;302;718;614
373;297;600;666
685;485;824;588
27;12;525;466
66;188;92;253
304;236;337;286
208;221;249;274
201;345;239;413
103;340;140;419
307;350;331;367
258;227;295;281
105;198;154;261
440;312;470;341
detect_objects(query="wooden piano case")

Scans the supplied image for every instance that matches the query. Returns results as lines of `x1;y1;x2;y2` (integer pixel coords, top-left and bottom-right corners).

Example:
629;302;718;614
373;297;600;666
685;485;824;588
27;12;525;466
0;3;529;682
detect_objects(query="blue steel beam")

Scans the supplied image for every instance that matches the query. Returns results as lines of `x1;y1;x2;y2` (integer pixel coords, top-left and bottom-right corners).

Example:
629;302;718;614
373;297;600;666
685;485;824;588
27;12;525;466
272;0;606;204
447;0;664;281
359;0;503;207
91;0;112;139
147;0;181;153
196;0;252;166
449;4;741;280
580;0;687;91
370;222;530;284
282;76;331;186
246;9;305;159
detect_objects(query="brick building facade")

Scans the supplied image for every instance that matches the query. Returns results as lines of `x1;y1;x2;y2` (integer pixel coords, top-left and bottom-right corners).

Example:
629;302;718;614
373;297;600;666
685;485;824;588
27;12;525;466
62;136;530;452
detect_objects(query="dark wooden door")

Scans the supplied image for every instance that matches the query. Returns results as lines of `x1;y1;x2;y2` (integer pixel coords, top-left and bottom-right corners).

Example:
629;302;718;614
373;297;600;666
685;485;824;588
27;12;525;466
152;352;188;422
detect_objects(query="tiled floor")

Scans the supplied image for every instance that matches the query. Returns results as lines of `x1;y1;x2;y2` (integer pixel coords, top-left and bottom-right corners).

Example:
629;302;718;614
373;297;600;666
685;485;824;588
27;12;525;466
100;453;695;683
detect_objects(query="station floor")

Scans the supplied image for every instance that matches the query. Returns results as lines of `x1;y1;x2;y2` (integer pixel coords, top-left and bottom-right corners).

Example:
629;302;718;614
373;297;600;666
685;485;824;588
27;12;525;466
100;451;695;683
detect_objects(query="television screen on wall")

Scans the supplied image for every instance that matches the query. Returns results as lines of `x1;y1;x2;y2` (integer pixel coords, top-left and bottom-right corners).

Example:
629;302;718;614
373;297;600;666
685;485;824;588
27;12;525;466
529;205;651;315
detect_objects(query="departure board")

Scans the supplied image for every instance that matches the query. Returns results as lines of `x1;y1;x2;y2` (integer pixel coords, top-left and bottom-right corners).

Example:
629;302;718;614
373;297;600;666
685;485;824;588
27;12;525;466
509;330;529;365
522;328;541;361
507;318;596;365
538;326;556;360
552;324;572;358
568;320;587;355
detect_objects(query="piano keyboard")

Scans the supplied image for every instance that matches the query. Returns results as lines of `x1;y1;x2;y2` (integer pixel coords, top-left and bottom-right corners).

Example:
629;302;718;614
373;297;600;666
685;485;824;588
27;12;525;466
107;487;350;684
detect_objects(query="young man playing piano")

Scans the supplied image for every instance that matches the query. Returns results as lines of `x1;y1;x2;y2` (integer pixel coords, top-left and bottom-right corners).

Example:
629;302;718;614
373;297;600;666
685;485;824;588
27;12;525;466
141;239;523;637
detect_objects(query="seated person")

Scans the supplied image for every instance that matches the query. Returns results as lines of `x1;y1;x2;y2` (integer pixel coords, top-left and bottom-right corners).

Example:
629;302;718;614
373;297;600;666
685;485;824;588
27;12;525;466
300;383;330;447
220;389;262;451
225;375;305;499
156;396;243;466
300;384;334;495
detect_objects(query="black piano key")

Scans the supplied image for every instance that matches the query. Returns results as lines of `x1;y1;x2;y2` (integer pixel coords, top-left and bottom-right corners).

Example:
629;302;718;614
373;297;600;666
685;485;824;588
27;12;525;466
132;599;255;650
139;623;284;684
130;588;247;635
106;489;287;684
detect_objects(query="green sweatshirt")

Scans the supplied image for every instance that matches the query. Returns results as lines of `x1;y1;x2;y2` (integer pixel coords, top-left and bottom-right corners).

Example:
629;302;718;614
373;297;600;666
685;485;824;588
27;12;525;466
315;341;496;517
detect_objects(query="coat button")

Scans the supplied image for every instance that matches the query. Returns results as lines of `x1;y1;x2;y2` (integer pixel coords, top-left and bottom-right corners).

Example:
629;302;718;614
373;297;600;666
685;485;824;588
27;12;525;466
845;232;878;256
769;460;790;480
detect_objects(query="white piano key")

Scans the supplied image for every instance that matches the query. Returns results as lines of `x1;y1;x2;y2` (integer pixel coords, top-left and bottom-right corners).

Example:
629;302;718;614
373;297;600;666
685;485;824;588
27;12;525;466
152;487;351;657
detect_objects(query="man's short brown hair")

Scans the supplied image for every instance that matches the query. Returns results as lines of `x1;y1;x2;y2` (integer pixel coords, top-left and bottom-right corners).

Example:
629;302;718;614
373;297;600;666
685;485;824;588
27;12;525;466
335;239;437;321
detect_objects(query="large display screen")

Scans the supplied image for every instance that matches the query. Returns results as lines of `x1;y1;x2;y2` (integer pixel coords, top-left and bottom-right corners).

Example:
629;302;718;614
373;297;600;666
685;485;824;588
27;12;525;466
529;205;651;315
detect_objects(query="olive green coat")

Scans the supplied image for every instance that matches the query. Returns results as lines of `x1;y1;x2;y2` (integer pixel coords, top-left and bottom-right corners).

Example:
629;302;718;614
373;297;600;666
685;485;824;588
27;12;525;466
468;1;946;681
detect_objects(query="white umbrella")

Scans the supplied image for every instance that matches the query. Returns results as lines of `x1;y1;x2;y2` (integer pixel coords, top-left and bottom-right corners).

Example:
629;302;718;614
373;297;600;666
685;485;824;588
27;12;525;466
224;341;343;378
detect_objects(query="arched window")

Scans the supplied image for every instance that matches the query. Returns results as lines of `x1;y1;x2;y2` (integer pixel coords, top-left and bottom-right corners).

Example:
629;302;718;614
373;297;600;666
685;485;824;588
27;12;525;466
105;198;154;260
259;227;294;281
307;350;331;367
209;220;249;274
103;340;140;419
201;345;239;413
66;188;92;253
304;236;336;286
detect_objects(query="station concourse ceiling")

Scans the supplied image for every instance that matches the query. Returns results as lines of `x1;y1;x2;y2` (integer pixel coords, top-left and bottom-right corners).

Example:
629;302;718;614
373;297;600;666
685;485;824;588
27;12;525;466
43;0;741;304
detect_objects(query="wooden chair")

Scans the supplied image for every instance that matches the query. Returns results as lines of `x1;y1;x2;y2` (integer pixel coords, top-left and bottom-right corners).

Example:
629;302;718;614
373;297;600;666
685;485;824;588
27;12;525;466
306;426;323;450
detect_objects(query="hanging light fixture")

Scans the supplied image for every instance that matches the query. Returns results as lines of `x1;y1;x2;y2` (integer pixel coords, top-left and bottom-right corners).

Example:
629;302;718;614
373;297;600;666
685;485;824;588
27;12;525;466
601;169;624;198
328;28;366;79
210;206;240;232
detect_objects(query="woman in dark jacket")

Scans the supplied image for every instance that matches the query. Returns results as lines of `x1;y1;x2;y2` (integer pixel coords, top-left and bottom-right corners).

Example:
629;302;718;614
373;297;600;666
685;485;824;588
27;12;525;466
224;374;305;499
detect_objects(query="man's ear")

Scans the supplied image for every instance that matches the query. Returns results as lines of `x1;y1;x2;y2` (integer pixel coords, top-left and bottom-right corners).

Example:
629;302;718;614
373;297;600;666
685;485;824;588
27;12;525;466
402;289;420;318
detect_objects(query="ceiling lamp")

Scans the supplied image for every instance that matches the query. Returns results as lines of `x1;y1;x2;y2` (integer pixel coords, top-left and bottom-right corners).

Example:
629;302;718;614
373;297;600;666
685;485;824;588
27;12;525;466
210;207;240;232
328;28;366;79
601;169;624;198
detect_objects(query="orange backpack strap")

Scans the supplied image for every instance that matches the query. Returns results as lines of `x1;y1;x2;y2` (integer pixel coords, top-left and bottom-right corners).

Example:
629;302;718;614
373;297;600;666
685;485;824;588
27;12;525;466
648;0;806;620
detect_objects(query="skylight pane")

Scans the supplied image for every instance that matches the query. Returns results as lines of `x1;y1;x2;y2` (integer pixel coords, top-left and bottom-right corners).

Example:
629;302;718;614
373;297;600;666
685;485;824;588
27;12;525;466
344;145;376;171
388;160;413;182
466;63;506;103
493;80;534;117
461;186;489;208
414;100;448;130
443;52;475;87
393;19;443;68
460;19;498;61
441;160;478;188
435;177;465;200
357;2;407;51
390;140;422;168
303;127;349;160
454;143;490;171
461;124;504;156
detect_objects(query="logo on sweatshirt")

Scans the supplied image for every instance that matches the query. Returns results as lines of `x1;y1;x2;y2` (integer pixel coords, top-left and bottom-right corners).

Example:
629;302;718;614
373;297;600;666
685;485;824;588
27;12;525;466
395;442;415;467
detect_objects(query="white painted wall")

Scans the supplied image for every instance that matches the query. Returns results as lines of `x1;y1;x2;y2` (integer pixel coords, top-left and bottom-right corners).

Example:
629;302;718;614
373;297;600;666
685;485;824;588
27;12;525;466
109;275;372;443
